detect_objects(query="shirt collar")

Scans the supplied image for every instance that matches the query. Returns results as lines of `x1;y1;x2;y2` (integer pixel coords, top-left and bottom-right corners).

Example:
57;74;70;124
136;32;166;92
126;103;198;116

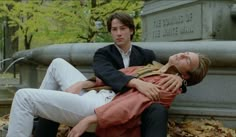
114;44;132;56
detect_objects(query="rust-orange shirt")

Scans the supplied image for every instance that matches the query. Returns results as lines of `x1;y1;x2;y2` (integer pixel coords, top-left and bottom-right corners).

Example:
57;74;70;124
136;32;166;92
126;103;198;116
94;66;181;137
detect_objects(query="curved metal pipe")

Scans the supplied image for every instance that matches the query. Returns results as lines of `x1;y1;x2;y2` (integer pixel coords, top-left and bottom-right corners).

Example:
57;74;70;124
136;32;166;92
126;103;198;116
12;41;236;68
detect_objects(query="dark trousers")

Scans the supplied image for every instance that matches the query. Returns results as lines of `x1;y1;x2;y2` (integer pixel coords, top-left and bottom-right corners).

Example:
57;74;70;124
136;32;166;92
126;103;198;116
33;118;96;137
33;118;59;137
34;103;167;137
141;103;168;137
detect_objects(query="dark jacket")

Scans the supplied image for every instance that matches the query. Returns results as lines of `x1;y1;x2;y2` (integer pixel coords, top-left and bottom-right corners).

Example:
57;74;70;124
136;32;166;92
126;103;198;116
93;44;156;93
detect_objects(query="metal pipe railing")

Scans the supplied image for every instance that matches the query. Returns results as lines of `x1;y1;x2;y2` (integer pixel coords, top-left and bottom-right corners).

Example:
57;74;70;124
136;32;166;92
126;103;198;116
12;41;236;68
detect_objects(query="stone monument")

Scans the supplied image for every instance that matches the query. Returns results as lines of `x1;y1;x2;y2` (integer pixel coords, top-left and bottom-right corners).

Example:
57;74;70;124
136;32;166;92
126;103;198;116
141;0;236;41
140;0;236;127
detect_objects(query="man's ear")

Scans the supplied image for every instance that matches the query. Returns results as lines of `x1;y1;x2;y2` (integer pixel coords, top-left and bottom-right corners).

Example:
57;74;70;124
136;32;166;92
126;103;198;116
130;29;134;35
181;74;190;80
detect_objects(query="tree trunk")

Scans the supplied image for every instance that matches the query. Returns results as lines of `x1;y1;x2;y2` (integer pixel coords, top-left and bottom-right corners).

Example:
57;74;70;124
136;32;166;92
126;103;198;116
91;0;96;8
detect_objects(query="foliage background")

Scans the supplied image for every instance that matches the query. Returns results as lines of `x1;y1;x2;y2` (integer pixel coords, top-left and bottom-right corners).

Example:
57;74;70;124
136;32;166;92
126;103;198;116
0;0;144;50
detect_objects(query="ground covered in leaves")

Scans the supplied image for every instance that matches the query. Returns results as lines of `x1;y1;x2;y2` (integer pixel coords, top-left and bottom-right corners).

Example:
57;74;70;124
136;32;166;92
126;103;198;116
1;114;236;137
168;119;236;137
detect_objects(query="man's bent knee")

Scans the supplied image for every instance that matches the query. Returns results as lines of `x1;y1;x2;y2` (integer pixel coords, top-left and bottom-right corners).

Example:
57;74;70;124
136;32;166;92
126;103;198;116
51;58;67;66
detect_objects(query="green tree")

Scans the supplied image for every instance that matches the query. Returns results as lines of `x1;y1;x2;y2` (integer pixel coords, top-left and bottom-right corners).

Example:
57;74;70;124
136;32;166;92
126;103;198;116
0;0;144;50
0;0;50;49
40;0;144;43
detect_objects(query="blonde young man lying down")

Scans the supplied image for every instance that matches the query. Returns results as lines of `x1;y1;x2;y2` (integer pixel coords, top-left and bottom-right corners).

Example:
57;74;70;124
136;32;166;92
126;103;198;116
66;52;210;137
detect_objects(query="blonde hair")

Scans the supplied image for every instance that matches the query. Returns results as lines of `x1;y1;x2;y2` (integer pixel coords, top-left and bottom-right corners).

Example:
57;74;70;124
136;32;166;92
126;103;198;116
186;53;211;86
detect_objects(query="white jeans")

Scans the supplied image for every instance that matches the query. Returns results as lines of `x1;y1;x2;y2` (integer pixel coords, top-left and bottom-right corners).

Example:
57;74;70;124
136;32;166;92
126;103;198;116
6;58;115;137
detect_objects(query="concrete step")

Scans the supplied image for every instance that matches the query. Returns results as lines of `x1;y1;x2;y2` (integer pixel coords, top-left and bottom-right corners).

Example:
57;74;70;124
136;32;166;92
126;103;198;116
0;88;14;117
0;88;14;99
0;77;19;86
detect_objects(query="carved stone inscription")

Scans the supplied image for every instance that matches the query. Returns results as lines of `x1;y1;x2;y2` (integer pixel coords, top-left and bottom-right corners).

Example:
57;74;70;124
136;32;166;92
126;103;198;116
145;4;202;41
